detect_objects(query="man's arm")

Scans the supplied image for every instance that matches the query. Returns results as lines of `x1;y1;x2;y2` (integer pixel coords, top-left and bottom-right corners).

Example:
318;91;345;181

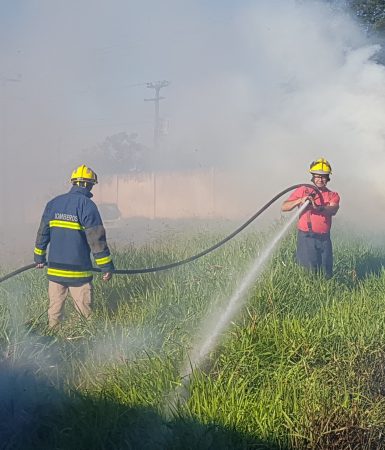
85;225;114;281
316;203;339;216
83;202;114;281
315;191;340;216
281;196;310;212
34;205;51;267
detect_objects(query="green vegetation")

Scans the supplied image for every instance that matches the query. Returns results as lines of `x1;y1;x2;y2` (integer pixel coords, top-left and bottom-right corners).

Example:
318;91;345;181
1;224;385;449
348;0;385;32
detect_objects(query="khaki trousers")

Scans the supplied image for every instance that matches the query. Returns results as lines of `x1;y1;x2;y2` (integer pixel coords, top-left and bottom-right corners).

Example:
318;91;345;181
48;280;93;327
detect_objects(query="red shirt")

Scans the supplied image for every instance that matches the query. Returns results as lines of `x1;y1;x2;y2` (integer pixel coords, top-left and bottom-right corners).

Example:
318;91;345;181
287;185;340;234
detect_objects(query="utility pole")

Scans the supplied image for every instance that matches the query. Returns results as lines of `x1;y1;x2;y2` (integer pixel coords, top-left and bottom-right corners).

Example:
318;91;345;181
144;80;170;220
144;80;170;150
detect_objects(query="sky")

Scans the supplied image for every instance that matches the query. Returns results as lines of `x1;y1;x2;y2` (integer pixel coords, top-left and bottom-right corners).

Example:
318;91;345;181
1;0;385;235
0;1;249;164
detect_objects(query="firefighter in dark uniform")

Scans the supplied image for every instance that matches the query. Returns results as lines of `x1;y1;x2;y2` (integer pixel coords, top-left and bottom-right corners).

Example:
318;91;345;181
281;158;340;278
34;164;114;327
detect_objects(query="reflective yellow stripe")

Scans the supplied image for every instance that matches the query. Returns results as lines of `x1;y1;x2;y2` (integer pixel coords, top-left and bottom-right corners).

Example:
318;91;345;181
95;256;112;265
34;247;46;255
49;220;85;230
47;268;92;278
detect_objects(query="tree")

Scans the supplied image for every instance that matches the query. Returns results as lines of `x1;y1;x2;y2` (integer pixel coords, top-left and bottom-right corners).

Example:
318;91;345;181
81;132;151;174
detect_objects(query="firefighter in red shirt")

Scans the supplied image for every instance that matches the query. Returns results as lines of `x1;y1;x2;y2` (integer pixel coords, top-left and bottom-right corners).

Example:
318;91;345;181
281;158;340;278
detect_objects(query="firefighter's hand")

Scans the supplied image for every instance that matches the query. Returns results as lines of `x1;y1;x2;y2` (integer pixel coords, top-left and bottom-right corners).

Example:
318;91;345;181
306;195;317;208
35;263;45;269
299;197;310;206
102;272;112;282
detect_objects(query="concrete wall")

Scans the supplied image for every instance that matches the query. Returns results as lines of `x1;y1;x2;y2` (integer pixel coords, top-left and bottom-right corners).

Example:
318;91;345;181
92;169;254;220
14;168;275;226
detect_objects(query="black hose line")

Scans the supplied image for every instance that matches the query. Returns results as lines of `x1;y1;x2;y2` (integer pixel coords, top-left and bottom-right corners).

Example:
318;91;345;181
0;183;322;283
0;263;37;283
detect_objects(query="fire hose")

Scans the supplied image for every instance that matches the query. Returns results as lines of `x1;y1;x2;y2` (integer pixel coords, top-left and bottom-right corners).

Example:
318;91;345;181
0;183;323;283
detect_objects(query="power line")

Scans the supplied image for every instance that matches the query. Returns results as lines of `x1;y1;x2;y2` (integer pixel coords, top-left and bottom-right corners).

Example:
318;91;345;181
76;81;148;95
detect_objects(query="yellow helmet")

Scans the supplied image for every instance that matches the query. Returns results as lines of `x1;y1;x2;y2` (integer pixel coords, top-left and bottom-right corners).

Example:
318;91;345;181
70;164;98;185
309;158;332;175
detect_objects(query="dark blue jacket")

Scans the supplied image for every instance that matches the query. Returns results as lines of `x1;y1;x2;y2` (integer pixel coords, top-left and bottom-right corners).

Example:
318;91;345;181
34;186;114;284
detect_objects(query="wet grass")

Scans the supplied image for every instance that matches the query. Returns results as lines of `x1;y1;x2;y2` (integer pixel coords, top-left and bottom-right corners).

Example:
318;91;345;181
1;224;385;449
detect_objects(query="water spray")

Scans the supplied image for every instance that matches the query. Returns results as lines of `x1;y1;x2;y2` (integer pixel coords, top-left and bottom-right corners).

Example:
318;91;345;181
0;184;322;283
165;201;310;413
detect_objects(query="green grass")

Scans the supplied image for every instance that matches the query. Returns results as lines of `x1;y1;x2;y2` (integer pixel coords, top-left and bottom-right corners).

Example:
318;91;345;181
1;223;385;449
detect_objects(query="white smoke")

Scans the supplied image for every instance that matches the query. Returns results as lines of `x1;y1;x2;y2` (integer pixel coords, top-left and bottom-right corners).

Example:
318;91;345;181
1;0;385;257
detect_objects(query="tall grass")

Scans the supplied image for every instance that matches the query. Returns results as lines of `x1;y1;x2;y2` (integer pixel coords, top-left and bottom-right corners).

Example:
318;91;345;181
1;223;385;449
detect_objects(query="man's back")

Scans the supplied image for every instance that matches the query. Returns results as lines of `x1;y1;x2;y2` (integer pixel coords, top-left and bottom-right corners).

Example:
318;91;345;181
35;185;113;284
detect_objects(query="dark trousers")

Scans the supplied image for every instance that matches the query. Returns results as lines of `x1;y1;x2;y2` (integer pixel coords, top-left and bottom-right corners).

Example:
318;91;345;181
296;230;333;278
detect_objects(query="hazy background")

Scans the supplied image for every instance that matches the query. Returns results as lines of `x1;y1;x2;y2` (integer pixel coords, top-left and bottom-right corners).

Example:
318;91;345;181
1;0;385;263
